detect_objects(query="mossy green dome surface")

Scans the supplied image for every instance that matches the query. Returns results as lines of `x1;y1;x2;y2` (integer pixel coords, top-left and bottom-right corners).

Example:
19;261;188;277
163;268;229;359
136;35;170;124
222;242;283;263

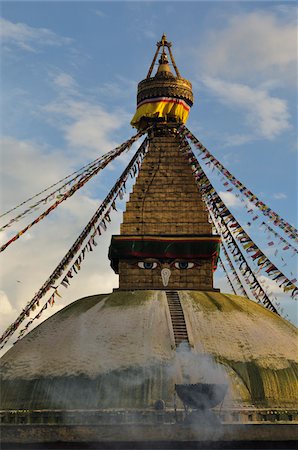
1;290;297;410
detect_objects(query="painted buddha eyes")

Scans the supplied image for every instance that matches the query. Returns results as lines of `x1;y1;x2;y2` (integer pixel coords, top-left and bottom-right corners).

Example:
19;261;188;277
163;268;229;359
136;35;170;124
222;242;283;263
138;262;158;269
137;261;195;270
174;261;195;269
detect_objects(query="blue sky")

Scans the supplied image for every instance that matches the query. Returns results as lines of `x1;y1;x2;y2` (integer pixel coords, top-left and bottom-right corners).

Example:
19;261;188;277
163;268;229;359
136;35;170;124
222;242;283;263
0;1;297;349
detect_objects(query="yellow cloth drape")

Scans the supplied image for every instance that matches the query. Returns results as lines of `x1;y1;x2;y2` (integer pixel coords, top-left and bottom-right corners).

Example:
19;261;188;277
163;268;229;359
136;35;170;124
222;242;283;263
131;98;190;128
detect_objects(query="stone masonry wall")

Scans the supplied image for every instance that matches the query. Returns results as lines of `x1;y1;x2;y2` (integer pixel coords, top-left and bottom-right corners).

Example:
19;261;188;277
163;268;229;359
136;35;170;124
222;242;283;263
121;134;212;236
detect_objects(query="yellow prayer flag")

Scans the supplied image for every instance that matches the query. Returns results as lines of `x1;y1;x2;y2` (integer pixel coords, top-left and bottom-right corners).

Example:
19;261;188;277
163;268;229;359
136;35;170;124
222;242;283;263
243;242;254;249
284;284;295;292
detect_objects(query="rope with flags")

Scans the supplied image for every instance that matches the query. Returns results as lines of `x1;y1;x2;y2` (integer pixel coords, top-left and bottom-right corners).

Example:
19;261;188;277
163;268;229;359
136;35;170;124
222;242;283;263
0;130;147;253
218;257;237;296
219;240;250;298
208;199;279;313
179;125;298;244
261;222;298;255
207;195;278;312
0;144;140;231
209;188;297;297
0;145;132;221
0;138;149;348
181;142;297;298
211;209;250;298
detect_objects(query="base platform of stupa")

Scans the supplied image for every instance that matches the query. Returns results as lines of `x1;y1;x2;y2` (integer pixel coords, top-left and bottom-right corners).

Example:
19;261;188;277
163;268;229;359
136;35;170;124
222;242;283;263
1;290;297;450
1;417;298;449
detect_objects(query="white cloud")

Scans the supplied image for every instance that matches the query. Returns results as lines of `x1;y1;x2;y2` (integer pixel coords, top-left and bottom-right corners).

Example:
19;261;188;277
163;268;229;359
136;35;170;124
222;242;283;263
43;98;129;159
198;11;297;84
143;30;157;40
214;274;233;295
53;73;77;90
0;137;70;211
222;133;254;148
273;192;287;200
0;17;72;52
257;275;292;298
219;191;242;208
202;77;290;140
0;291;18;333
94;9;106;18
44;71;132;159
96;75;136;101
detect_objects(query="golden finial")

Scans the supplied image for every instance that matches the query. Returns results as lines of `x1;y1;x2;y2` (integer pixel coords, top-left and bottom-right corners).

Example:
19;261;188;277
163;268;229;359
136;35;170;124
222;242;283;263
146;34;180;79
161;33;167;46
159;49;169;65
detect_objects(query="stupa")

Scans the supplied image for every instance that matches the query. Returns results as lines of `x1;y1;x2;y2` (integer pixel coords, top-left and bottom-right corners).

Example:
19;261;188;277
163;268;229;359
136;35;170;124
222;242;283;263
1;35;297;447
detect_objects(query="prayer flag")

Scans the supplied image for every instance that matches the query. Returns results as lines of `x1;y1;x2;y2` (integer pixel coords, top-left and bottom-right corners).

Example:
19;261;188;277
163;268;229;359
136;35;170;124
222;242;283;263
243;242;254;250
284;283;295;292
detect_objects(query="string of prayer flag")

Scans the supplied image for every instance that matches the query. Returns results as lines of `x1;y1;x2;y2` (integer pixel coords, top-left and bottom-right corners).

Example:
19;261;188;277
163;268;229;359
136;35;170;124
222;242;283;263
220;242;249;298
181;142;297;298
207;199;276;308
0;129;147;253
261;222;298;255
218;257;237;295
0;141;134;220
208;200;279;313
0;147;126;231
179;125;298;243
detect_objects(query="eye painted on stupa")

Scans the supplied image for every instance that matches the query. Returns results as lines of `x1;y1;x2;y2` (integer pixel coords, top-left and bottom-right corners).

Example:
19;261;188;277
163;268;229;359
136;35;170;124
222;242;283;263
138;261;158;269
174;261;195;270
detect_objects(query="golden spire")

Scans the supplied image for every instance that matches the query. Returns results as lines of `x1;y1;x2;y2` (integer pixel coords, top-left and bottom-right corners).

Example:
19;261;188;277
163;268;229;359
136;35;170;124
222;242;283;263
146;34;181;79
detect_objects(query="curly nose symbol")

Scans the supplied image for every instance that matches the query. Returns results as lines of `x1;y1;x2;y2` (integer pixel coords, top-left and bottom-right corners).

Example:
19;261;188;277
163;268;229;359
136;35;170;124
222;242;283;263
161;268;171;287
